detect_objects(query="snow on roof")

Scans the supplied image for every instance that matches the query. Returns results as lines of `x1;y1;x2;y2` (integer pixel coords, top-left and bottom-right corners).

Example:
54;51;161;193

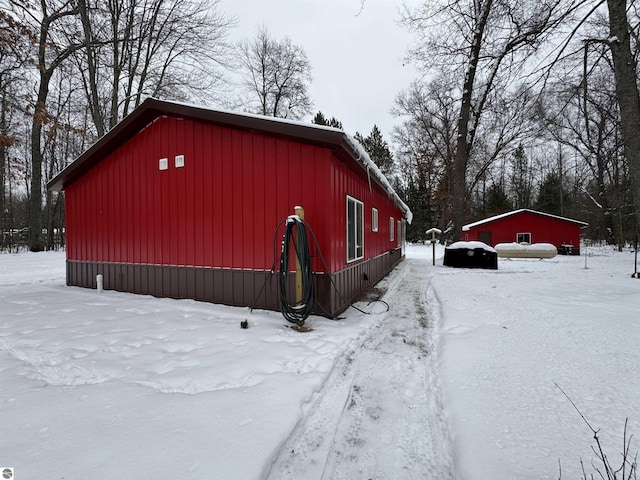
157;98;347;134
462;209;588;231
342;133;413;224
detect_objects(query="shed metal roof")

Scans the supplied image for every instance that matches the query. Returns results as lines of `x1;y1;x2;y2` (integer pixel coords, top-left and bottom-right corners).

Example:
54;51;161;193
462;209;588;231
48;98;412;223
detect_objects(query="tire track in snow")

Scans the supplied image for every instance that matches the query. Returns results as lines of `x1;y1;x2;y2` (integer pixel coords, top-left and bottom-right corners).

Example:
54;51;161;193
264;257;454;479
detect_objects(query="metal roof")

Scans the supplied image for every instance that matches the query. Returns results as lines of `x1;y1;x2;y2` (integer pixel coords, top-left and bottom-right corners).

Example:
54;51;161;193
462;209;588;231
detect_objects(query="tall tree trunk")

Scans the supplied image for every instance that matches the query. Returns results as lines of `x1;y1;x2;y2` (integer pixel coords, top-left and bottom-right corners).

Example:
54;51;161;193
0;85;7;246
607;0;640;231
29;93;48;252
78;0;105;137
451;0;493;241
26;2;80;252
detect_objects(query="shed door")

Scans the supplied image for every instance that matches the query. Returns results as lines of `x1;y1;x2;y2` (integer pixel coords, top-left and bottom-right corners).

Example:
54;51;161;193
478;230;492;245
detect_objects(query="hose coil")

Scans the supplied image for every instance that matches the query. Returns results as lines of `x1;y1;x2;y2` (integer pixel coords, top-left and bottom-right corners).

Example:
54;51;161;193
278;215;315;324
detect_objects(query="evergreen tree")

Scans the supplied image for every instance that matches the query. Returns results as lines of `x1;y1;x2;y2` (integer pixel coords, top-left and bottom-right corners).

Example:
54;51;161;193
535;172;570;216
510;144;533;209
327;117;343;129
355;125;395;177
402;177;433;242
312;111;343;129
312;111;327;125
485;182;512;216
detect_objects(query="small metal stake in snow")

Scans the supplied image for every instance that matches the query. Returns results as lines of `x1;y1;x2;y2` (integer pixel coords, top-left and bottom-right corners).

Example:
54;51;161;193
426;228;442;266
96;274;104;293
634;235;638;278
584;239;590;269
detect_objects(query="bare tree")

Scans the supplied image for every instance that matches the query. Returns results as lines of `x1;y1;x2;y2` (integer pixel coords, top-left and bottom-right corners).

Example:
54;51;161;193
7;0;86;252
605;0;640;232
0;9;32;248
2;0;236;252
76;0;236;137
402;0;583;241
541;58;631;246
237;27;312;119
392;77;458;236
527;0;640;243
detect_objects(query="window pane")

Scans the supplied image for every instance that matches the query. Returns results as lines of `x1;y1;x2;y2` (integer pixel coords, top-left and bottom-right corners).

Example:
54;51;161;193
347;200;355;261
347;196;364;262
390;217;394;242
356;202;364;257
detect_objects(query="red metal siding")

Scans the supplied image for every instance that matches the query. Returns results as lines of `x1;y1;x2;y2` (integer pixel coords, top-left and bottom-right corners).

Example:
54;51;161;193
65;116;405;274
466;211;581;248
325;154;405;273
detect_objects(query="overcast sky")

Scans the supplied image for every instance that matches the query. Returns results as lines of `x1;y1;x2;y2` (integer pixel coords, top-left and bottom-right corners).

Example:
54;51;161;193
218;0;420;141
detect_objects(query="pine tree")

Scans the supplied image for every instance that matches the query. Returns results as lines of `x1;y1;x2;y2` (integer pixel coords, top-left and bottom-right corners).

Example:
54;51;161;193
355;125;394;177
403;177;433;242
485;183;512;216
327;117;343;129
312;111;327;125
312;111;343;129
510;144;533;210
535;172;569;216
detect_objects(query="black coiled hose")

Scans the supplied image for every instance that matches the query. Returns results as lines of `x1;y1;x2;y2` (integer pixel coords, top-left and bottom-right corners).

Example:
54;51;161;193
279;215;315;324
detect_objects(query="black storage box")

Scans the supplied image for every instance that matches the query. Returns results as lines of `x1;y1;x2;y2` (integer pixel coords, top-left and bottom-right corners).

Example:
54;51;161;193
444;242;498;269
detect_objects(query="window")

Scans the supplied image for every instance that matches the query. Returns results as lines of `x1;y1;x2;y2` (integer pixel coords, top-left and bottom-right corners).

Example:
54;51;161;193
517;232;531;244
390;217;395;242
372;208;379;232
397;220;402;247
347;196;364;262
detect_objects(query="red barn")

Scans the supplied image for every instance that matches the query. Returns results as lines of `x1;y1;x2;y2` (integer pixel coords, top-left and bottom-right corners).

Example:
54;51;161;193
462;209;588;255
48;98;411;317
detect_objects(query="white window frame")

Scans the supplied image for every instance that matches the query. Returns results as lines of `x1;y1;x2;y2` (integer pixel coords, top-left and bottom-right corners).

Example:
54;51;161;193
517;232;531;244
346;195;364;263
372;207;379;232
397;220;402;247
390;216;395;242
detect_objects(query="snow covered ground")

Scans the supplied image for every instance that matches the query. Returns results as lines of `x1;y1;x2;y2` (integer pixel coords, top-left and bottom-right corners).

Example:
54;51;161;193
430;244;640;479
1;244;639;479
